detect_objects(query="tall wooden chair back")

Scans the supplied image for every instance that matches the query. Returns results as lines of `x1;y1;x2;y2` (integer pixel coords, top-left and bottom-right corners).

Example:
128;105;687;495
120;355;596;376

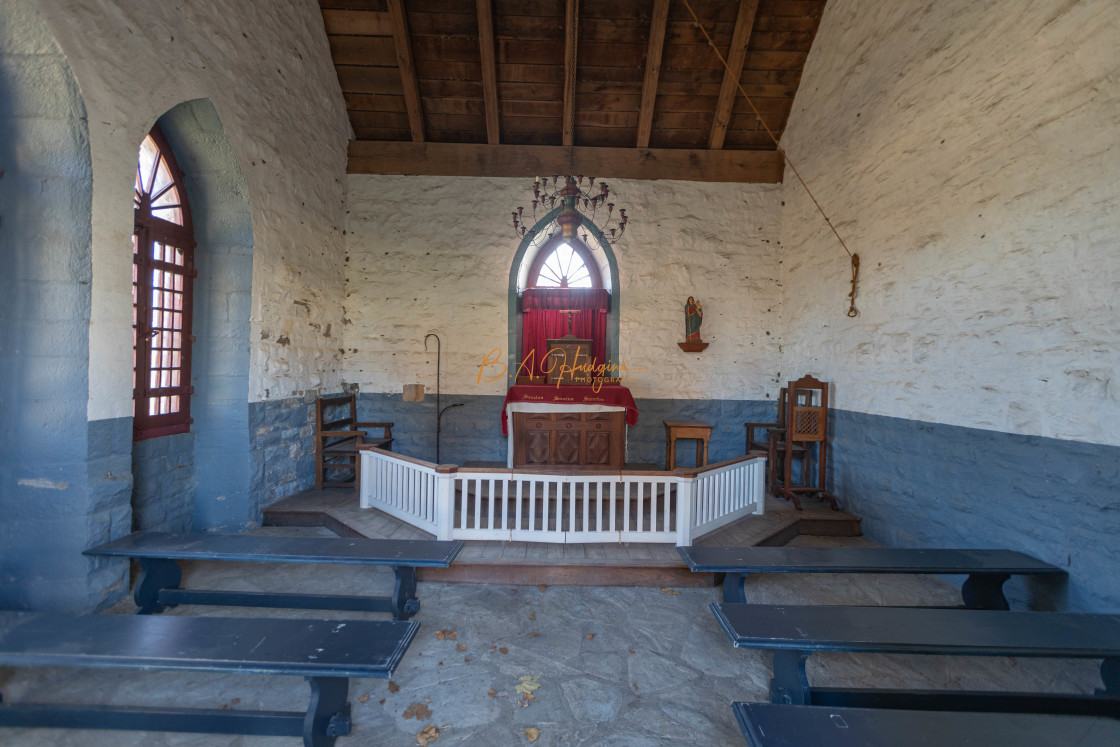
774;375;838;510
787;377;828;443
315;394;393;490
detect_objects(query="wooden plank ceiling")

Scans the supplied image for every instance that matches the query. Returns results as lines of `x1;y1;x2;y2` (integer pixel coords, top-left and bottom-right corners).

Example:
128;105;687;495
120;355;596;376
322;0;828;182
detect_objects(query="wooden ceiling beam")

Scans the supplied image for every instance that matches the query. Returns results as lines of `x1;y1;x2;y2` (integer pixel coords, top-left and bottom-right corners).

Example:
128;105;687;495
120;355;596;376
347;141;784;183
386;0;425;142
636;0;670;148
708;0;761;150
562;0;579;147
476;0;501;144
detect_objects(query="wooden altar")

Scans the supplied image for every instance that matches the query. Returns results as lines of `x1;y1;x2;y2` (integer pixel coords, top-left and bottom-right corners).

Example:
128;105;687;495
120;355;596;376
501;385;639;469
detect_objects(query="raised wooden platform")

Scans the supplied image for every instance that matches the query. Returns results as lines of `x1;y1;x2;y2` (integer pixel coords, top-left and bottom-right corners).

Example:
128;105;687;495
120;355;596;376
263;488;861;588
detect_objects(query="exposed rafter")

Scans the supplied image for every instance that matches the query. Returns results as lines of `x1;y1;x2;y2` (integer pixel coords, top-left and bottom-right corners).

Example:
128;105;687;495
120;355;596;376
321;0;830;182
709;0;761;150
386;0;424;142
348;141;784;183
636;0;671;149
562;0;579;147
476;0;501;145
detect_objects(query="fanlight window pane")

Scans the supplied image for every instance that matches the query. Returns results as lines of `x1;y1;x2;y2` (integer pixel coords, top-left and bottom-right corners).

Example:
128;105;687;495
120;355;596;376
136;135;184;226
137;136;158;195
537;243;592;288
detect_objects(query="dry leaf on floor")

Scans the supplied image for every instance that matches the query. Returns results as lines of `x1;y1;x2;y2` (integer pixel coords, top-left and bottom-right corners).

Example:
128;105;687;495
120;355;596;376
457;643;467;651
528;632;541;637
584;633;595;640
660;588;681;595
500;647;509;654
388;681;401;693
403;702;433;720
537;584;547;591
528;611;536;621
358;694;369;703
230;698;239;704
524;727;541;741
435;629;457;640
464;657;472;662
515;675;541;695
488;689;497;698
417;723;440;745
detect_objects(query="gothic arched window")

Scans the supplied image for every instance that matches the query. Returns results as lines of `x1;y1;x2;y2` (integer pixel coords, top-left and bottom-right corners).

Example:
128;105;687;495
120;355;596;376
520;236;608;378
132;125;195;440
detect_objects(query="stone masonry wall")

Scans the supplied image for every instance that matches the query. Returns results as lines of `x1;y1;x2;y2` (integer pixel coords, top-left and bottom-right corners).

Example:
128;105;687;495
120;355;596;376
778;0;1120;611
0;0;116;611
39;0;354;421
778;0;1120;446
343;175;784;409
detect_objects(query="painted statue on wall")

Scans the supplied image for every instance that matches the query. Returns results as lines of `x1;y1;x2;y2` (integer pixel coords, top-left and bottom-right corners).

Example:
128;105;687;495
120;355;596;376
685;296;703;340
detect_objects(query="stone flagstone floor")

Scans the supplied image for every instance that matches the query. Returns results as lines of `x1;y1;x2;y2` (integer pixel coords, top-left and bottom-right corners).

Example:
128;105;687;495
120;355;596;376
0;529;1103;746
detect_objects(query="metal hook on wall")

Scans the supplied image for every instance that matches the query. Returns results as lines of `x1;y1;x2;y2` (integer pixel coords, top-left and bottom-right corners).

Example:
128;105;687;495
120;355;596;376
424;333;463;463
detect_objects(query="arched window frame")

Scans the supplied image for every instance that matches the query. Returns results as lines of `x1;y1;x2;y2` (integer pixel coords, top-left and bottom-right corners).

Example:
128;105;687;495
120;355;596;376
132;124;196;440
526;235;603;289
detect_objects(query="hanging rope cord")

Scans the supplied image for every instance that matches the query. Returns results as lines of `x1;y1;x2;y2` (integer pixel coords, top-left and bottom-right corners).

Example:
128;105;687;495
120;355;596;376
682;0;859;316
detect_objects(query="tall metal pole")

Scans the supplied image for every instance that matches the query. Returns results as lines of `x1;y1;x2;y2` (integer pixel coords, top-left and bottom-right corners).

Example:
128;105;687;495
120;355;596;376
424;333;462;463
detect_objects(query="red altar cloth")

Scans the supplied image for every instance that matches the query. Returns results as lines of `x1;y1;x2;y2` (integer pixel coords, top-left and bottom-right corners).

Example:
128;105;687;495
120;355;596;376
500;385;639;435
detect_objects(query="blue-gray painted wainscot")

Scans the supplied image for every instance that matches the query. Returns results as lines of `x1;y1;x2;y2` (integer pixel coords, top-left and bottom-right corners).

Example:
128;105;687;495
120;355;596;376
829;409;1120;614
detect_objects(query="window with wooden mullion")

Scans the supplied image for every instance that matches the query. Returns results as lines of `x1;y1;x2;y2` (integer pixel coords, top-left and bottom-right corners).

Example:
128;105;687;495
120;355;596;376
133;125;196;440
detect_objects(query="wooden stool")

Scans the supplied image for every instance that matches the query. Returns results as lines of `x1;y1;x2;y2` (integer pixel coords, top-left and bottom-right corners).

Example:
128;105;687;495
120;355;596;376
663;419;712;470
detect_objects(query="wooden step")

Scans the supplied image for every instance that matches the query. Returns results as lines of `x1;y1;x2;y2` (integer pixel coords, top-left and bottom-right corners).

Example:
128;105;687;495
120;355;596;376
262;490;862;588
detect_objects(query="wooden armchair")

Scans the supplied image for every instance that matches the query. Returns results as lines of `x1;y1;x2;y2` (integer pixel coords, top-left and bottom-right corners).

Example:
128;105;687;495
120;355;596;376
746;388;808;497
315;394;393;489
770;375;839;510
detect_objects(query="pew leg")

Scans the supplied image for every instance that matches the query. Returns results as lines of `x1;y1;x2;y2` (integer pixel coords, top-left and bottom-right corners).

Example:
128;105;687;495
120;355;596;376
303;676;350;747
1098;657;1120;697
960;573;1011;610
392;566;420;620
722;573;748;604
769;650;811;705
134;558;182;614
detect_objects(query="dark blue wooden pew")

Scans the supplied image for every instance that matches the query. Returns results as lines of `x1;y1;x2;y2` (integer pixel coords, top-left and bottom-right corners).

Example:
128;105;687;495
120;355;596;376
0;611;419;745
711;602;1120;715
678;546;1066;609
732;702;1120;746
85;532;464;620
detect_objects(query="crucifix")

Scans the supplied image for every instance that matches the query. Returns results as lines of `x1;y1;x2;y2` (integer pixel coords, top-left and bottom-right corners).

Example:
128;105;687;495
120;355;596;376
557;309;580;337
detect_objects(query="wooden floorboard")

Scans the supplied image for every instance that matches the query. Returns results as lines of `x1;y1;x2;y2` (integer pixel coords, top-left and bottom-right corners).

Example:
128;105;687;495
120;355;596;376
262;488;861;587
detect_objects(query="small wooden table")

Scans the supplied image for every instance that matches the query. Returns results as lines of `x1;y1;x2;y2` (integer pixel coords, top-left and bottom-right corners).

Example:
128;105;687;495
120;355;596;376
663;419;712;469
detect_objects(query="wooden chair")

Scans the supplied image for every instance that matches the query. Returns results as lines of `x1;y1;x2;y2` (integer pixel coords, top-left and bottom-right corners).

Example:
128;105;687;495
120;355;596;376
769;375;839;510
315;394;393;490
745;388;809;492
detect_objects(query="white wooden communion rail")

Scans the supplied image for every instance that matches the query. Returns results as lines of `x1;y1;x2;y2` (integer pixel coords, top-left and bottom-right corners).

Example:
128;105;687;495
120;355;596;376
358;448;765;545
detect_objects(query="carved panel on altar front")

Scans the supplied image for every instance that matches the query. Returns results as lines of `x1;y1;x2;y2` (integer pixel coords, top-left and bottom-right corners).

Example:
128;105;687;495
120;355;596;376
512;410;625;468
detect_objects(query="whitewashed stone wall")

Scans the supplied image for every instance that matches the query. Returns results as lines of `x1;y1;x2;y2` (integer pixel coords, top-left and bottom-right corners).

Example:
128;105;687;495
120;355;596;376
778;0;1120;446
343;175;783;402
38;0;352;416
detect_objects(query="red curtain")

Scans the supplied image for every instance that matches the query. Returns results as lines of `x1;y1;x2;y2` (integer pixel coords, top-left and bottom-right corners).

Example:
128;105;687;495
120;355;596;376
520;289;610;378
